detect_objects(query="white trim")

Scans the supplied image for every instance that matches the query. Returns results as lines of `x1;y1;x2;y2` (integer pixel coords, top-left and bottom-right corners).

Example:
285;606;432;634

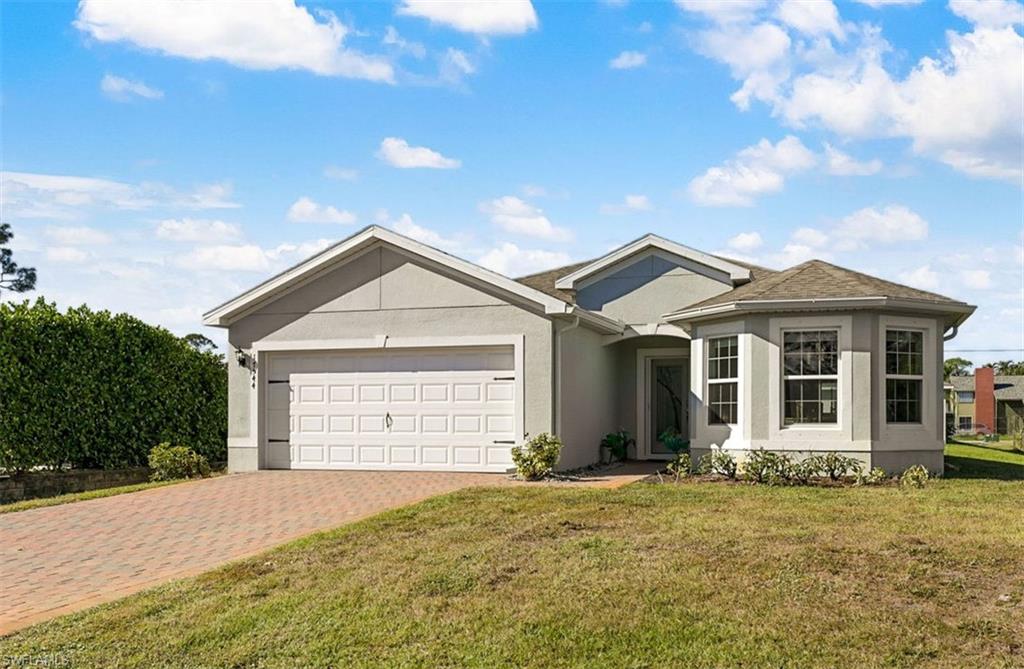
636;347;689;460
768;315;853;444
203;225;572;326
665;296;975;325
877;315;941;450
691;320;748;452
555;233;751;290
601;323;690;345
255;335;526;471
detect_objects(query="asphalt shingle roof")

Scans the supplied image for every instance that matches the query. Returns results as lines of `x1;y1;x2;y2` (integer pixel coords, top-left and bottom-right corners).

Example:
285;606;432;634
950;375;1024;401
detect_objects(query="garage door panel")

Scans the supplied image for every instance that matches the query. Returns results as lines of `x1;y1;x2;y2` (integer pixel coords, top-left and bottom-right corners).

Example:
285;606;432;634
269;347;517;472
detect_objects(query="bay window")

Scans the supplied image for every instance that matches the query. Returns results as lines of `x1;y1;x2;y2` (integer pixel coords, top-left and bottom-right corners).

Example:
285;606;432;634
783;330;838;425
707;335;738;425
885;329;923;423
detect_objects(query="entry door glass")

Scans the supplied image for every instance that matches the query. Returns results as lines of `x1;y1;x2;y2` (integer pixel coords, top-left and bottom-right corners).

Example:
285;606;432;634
651;358;688;455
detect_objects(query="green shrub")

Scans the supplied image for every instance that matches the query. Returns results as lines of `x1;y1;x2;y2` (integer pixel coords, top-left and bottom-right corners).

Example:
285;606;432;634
666;452;691;482
900;464;930;489
817;452;863;481
511;433;563;480
600;429;634;463
742;449;794;485
696;448;737;478
148;443;211;481
856;467;890;486
0;299;227;472
791;456;823;484
657;428;690;454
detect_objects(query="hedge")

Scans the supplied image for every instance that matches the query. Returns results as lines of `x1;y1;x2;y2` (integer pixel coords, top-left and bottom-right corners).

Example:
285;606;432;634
0;299;227;472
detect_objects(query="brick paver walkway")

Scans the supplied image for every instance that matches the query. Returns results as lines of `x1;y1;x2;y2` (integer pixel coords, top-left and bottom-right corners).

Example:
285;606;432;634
0;470;509;635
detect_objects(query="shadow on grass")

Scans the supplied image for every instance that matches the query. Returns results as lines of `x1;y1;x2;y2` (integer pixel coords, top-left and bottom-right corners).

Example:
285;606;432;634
945;455;1024;481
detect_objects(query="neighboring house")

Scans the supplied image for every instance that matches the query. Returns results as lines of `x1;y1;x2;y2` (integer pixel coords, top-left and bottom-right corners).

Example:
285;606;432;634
948;368;1024;435
203;227;975;475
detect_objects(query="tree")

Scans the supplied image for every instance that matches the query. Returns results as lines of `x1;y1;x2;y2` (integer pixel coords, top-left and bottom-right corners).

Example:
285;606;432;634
984;360;1024;376
0;223;37;295
944;357;973;379
181;333;216;353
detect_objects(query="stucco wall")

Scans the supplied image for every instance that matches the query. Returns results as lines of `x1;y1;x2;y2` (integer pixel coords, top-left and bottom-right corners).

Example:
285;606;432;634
689;310;946;473
224;244;555;472
612;336;692;454
576;253;731;324
555;324;618;469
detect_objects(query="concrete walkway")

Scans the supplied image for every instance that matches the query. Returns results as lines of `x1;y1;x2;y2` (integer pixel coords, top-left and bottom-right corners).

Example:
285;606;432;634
0;463;658;635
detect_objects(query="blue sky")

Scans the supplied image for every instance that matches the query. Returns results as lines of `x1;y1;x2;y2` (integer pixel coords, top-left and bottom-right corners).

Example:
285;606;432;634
1;0;1022;363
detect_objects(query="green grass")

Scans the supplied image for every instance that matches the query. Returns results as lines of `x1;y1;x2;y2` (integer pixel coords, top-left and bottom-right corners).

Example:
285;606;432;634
0;474;223;514
945;438;1024;480
2;467;1021;668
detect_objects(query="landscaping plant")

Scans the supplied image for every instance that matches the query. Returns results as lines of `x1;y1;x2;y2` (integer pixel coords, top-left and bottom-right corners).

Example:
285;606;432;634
696;448;737;479
148;443;211;481
856;467;890;486
742;449;795;486
900;464;930;489
665;452;691;482
511;433;563;480
657;427;689;454
599;429;634;463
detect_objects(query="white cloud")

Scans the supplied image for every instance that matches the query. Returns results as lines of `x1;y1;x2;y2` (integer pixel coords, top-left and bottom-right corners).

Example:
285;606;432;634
678;0;1024;182
265;239;333;262
75;0;394;83
286;196;357;224
176;244;270;272
769;243;831;267
824;143;883;175
727;231;763;252
675;0;766;24
480;196;572;241
389;213;464;251
961;269;993;289
382;25;426;59
599;194;652;214
853;0;923;6
100;74;164;101
949;0;1023;28
46;247;90;263
522;184;547;198
687;135;816;206
45;226;112;245
1;171;239;219
397;0;538;35
775;0;843;38
898;264;940;291
438;48;476;85
834;204;928;249
323;165;358;181
477;242;571;277
610;51;647;69
377;137;461;169
155;218;242;243
791;226;829;248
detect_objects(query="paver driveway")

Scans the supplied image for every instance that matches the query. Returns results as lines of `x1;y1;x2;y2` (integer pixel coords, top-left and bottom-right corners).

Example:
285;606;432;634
0;470;508;635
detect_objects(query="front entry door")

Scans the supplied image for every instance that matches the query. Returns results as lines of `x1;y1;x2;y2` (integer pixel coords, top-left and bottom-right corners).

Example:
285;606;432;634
649;357;688;456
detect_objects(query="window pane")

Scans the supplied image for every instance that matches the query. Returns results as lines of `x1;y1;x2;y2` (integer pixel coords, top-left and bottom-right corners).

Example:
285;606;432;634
886;379;922;424
783;379;837;424
708;335;738;380
708;381;737;425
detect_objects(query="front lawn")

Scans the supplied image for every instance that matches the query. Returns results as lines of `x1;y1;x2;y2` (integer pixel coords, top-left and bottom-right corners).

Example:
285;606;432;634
2;473;1021;667
945;438;1024;480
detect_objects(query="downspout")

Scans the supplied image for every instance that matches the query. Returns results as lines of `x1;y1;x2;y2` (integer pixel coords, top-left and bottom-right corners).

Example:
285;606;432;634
553;316;581;439
943;324;959;341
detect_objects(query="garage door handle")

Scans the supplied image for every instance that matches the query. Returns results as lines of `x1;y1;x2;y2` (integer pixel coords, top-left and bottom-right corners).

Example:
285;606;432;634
493;440;515;444
385;412;393;430
493;376;515;381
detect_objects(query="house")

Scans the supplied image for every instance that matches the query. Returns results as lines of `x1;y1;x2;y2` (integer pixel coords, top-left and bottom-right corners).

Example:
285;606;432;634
948;368;1024;435
203;227;975;475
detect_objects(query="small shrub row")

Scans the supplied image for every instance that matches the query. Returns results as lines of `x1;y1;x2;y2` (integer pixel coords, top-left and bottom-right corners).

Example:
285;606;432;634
512;433;563;480
666;448;931;488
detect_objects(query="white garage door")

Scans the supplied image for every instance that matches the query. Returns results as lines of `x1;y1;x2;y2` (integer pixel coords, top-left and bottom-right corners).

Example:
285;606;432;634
265;346;518;471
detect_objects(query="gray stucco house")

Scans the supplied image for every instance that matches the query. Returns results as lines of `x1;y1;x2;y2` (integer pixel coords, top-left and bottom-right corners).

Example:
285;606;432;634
203;226;974;475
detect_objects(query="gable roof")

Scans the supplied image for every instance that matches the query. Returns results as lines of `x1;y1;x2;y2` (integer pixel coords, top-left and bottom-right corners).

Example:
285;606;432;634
665;259;975;325
551;233;753;291
950;375;1024;401
203;225;622;331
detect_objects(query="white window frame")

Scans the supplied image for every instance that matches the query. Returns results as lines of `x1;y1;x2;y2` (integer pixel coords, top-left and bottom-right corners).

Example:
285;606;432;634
706;334;739;427
781;329;840;427
884;327;925;425
958;416;973;432
877;315;939;446
956;391;975;404
769;315;852;444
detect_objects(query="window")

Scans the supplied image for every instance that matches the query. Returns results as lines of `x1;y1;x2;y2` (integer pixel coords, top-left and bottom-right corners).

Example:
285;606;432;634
958;416;973;431
783;330;838;425
707;335;738;425
957;391;975;403
885;329;923;423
